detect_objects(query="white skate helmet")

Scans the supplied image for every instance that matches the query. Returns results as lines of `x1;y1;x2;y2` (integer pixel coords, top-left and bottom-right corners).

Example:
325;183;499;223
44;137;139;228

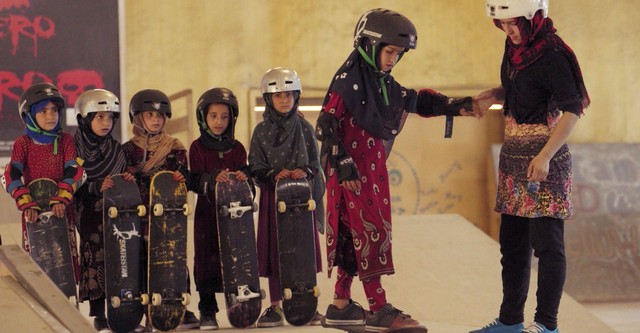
486;0;548;20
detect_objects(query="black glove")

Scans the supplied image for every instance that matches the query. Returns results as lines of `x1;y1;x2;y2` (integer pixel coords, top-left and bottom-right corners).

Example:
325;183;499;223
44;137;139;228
337;154;359;182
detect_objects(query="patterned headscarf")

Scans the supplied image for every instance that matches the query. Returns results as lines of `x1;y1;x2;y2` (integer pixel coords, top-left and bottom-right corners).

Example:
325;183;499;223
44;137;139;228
495;12;590;110
129;113;186;175
74;113;127;179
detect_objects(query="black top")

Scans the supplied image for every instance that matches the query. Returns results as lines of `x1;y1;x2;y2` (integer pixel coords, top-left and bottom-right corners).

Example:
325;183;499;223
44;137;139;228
501;47;584;124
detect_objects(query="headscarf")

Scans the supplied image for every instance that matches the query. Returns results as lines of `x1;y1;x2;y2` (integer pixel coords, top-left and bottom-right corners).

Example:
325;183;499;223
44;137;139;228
495;12;590;110
321;39;415;142
197;106;236;152
74;113;127;179
24;99;62;153
129;113;186;175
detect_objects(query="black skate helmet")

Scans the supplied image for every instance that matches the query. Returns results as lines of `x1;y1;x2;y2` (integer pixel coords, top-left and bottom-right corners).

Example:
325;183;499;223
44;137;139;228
18;82;65;125
353;8;417;51
196;87;239;137
128;89;171;122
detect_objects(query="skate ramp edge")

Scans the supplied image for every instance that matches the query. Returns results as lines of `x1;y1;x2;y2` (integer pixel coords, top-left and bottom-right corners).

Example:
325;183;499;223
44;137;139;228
0;244;94;333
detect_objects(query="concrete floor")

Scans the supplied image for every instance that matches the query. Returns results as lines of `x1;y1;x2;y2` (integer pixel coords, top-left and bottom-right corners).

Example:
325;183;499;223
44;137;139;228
0;214;631;332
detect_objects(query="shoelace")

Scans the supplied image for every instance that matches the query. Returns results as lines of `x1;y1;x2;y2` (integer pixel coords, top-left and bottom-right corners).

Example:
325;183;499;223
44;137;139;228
523;323;545;333
482;319;501;329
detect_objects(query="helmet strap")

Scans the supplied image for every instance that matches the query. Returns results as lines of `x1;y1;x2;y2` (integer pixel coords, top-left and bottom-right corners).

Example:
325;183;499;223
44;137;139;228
357;46;390;106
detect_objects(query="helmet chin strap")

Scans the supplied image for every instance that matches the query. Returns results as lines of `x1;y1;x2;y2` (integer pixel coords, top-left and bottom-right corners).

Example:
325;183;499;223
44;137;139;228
357;45;390;106
25;113;60;155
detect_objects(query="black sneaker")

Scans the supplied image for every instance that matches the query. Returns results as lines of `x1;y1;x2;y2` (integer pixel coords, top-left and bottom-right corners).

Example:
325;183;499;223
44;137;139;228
256;306;284;328
365;303;420;332
180;310;200;330
308;311;323;326
93;316;110;333
199;312;218;331
324;301;366;326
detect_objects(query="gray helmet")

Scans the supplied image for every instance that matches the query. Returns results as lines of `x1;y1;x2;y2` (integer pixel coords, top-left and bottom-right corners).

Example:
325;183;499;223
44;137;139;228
18;82;65;124
260;67;302;94
353;8;417;51
128;89;171;122
75;89;120;120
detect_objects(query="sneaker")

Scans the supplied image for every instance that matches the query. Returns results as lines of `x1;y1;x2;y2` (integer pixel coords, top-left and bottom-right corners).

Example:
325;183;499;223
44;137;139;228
256;306;284;328
93;317;110;333
469;318;525;333
199;312;219;330
180;310;200;330
324;301;366;326
522;322;559;333
308;311;323;326
365;303;420;332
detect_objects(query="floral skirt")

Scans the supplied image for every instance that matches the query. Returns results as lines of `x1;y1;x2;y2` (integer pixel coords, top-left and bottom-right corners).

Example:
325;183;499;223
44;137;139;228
495;116;573;219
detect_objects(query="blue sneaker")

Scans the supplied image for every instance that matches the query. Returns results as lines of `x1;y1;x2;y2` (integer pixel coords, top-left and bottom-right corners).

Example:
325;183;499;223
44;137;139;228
522;322;559;333
470;319;525;333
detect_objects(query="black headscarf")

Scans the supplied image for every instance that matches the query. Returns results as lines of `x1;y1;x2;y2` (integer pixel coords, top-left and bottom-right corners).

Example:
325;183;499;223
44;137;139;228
74;113;127;179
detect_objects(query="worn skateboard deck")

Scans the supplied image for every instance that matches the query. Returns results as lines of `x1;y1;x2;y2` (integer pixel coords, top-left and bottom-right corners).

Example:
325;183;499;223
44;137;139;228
148;171;189;331
321;317;428;333
275;178;319;326
103;174;146;332
215;173;262;328
26;178;77;303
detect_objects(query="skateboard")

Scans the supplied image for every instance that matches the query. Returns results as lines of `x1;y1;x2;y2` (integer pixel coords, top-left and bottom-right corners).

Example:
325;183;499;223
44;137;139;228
103;174;147;332
26;178;77;304
215;173;264;328
321;317;428;333
275;178;319;326
148;171;190;331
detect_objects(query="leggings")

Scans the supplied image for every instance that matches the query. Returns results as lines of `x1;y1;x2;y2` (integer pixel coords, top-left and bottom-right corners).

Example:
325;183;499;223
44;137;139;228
498;214;566;330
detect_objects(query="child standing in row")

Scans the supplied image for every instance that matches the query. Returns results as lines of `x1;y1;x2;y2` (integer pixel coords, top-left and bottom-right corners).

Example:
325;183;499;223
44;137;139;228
122;89;198;330
2;82;85;293
73;89;133;332
248;67;325;327
187;87;251;330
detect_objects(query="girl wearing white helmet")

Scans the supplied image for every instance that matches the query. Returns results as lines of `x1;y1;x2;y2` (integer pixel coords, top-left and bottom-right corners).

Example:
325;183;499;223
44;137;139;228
248;67;325;328
472;1;590;333
317;8;477;333
73;89;133;332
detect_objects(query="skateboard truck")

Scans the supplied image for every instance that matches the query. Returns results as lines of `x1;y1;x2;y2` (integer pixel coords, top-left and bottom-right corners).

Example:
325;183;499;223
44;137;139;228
221;201;258;219
231;284;264;305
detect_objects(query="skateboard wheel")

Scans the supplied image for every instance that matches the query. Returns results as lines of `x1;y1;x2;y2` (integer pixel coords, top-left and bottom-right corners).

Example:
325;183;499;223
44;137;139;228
313;286;320;297
277;201;286;213
307;199;316;211
220;206;229;217
252;201;258;212
140;293;149;305
229;293;238;306
153;204;163;216
108;207;118;218
260;289;266;300
111;296;121;308
152;293;162;306
283;288;292;300
182;203;190;216
181;293;190;306
137;205;147;217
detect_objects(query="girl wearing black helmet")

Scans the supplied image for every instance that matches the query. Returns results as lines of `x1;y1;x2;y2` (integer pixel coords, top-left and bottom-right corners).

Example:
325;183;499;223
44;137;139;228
187;87;252;330
316;8;477;332
471;1;589;332
2;82;85;292
122;89;199;330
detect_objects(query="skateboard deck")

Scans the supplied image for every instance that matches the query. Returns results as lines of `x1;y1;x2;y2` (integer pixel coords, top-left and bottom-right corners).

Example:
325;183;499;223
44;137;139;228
148;171;190;331
215;173;263;328
103;174;146;333
275;178;319;326
321;317;428;333
26;178;77;303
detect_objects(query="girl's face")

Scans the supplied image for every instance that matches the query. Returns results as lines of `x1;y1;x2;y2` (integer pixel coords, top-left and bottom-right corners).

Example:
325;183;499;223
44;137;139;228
271;91;295;114
499;18;522;45
379;45;404;72
90;111;115;137
34;101;60;131
206;103;230;136
141;111;165;133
